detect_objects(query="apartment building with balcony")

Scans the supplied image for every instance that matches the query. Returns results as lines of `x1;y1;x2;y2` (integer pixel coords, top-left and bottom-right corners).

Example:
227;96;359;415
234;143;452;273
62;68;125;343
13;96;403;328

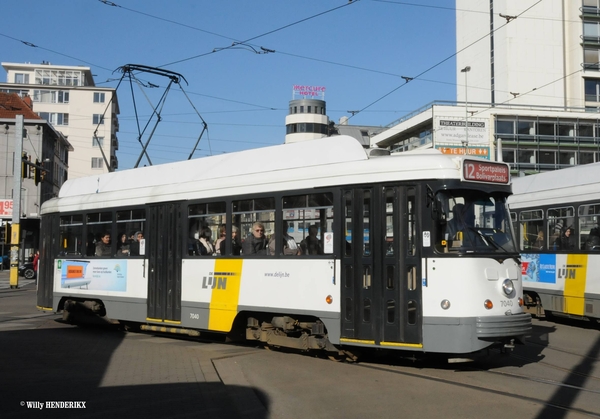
0;62;119;179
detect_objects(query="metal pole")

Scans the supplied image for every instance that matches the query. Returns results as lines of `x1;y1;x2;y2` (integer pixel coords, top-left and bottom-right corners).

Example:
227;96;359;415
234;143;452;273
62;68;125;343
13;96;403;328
10;115;23;289
461;66;471;153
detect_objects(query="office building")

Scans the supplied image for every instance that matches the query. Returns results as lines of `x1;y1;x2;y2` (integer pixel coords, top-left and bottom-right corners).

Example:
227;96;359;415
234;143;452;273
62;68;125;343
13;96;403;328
372;0;600;174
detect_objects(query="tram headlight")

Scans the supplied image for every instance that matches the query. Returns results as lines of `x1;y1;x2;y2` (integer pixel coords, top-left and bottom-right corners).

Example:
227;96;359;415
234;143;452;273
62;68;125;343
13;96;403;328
502;279;515;296
440;299;451;310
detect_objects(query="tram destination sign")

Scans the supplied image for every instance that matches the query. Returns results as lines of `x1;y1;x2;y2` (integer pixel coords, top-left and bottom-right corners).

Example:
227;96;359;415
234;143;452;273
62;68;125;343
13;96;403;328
462;160;510;184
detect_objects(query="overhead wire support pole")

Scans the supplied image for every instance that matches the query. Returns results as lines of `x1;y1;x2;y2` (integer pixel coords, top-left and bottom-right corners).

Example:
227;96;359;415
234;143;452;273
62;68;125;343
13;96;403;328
135;82;174;168
178;86;211;159
115;64;192;168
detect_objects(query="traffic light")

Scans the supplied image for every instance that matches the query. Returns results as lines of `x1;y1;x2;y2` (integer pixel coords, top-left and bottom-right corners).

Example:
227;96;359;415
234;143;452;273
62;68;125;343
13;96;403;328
34;159;41;186
21;152;29;179
1;222;10;244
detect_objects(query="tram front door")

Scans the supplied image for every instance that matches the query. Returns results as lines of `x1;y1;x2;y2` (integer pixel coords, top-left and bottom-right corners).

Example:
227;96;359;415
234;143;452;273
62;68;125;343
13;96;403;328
146;203;184;323
340;186;422;347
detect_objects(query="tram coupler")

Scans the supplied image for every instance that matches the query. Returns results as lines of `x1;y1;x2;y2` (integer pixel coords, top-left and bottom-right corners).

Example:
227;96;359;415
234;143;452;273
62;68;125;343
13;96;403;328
501;339;515;353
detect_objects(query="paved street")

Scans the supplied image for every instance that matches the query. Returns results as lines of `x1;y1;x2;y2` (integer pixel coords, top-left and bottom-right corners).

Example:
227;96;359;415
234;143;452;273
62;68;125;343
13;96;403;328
2;271;599;419
0;279;269;419
0;269;34;290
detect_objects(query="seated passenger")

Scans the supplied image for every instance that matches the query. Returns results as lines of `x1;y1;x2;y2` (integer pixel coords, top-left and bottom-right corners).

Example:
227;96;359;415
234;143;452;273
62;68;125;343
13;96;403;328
301;225;323;255
532;231;545;250
129;231;144;256
95;232;112;257
242;222;268;255
214;225;226;255
269;221;302;256
586;227;600;251
197;227;216;256
220;226;242;256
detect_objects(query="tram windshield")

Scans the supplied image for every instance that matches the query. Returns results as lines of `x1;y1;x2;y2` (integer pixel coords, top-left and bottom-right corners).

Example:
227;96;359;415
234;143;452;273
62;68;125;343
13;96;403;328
434;190;517;254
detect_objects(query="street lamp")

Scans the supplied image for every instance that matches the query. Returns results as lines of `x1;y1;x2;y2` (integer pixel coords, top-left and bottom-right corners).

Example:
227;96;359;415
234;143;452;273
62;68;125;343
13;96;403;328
461;66;471;151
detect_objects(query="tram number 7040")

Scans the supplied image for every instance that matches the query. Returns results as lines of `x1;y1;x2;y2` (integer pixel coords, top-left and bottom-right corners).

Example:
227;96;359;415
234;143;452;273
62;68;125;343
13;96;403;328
500;300;513;307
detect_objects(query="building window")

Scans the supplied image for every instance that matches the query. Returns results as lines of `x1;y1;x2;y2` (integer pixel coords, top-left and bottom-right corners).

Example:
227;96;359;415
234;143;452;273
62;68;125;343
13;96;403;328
584;21;600;42
93;137;104;147
93;92;105;103
585;79;600;102
15;73;29;84
559;151;576;166
502;149;515;163
496;120;514;134
581;151;596;164
91;157;104;169
93;114;105;125
539;150;555;166
584;47;600;70
38;112;69;126
33;90;69;103
584;0;600;11
34;69;83;86
517;121;535;135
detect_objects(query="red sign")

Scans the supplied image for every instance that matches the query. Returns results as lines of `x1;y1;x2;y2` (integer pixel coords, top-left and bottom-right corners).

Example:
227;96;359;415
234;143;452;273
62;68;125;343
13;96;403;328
463;160;510;184
0;200;13;217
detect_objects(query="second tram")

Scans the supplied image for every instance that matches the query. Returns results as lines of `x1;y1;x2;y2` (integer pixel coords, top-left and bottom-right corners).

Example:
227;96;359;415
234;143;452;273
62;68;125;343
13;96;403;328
509;163;600;321
37;136;531;357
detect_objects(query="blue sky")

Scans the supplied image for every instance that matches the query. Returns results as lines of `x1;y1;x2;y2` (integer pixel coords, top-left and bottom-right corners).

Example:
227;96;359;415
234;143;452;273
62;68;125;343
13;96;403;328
1;0;458;169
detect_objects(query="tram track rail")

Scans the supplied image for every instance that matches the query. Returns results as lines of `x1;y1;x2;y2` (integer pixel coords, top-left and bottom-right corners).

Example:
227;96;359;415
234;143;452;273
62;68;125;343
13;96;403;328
355;361;600;419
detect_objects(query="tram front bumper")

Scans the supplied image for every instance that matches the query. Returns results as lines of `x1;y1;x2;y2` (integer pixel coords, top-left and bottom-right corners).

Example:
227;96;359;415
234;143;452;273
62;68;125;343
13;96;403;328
475;312;532;341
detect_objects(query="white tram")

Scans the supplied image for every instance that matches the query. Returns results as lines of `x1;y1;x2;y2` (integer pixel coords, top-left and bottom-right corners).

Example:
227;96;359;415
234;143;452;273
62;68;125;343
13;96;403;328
37;136;531;357
509;163;600;321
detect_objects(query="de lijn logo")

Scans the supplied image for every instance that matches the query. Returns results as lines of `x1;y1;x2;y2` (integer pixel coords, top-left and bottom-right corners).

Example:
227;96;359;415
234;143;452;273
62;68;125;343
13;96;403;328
557;264;582;280
202;272;234;290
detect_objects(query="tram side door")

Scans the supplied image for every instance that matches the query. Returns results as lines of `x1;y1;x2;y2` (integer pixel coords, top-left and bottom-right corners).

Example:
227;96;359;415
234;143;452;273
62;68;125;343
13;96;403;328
146;202;184;323
37;213;60;309
340;186;422;346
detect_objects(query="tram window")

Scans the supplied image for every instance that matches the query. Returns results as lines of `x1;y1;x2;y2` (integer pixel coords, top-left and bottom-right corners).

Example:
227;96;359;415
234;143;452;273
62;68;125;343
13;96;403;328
387;300;395;323
578;203;600;251
282;192;334;255
188;202;226;256
345;265;353;288
407;188;416;256
116;209;145;257
407;300;417;325
59;214;83;255
407;266;417;291
363;298;371;323
86;212;113;257
345;298;353;321
344;191;352;256
547;207;575;250
519;210;544;251
386;265;394;289
385;189;395;256
363;190;371;256
233;198;275;255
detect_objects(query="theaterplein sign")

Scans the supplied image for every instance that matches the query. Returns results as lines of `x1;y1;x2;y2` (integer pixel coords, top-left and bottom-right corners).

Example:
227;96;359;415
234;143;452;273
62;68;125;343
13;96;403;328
434;116;490;160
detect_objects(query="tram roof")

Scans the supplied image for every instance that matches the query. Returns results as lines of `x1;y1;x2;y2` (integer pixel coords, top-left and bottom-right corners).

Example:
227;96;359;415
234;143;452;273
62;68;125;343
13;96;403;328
43;135;476;214
509;162;600;208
